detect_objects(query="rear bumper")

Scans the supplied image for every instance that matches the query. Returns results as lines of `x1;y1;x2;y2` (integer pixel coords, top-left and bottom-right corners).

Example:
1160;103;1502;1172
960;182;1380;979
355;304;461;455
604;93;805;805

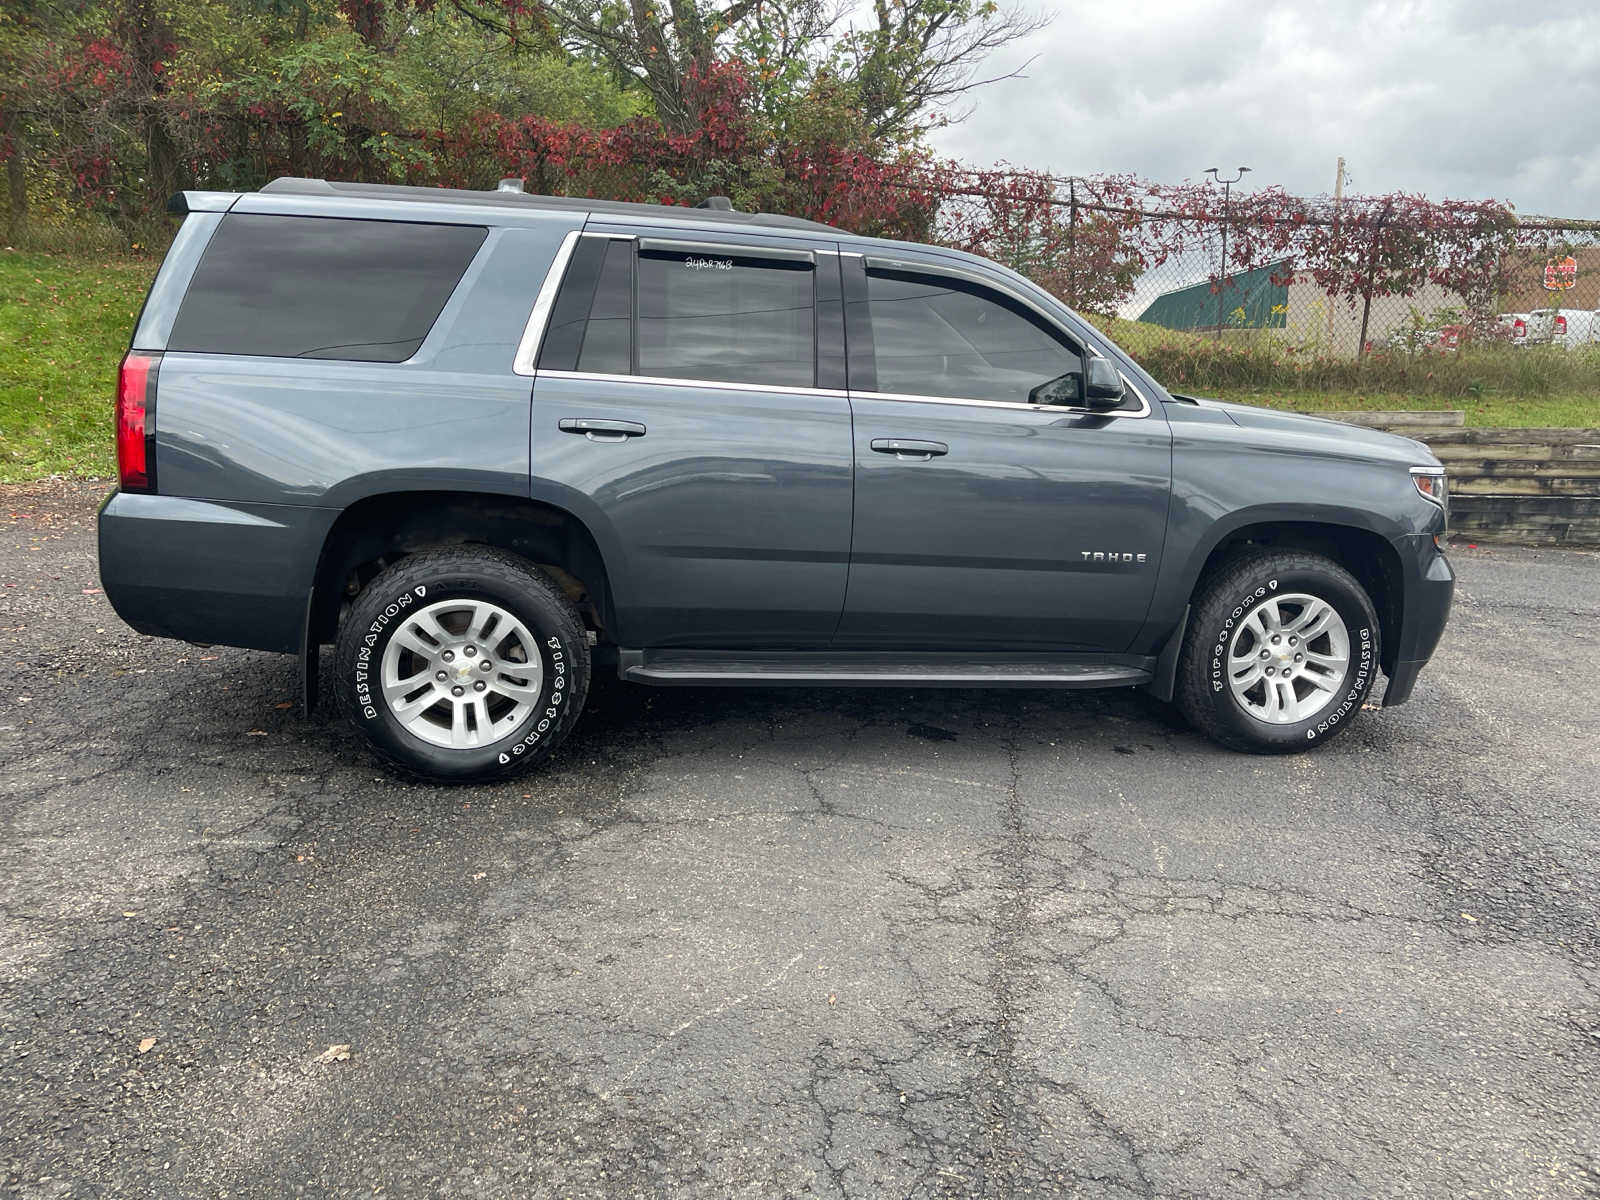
1381;533;1455;706
98;490;335;653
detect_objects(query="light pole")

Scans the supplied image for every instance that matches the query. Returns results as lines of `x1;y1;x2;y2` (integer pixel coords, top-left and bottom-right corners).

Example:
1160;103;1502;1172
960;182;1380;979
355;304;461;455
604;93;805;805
1205;166;1251;339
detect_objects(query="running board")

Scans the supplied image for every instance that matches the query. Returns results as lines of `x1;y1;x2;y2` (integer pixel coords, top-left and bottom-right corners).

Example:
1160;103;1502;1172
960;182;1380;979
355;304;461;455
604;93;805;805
617;650;1154;689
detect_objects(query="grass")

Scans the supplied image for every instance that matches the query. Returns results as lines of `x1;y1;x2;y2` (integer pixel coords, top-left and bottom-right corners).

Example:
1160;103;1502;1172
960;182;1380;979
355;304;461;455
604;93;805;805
1;251;1597;484
1092;314;1600;427
0;250;158;483
1190;387;1600;429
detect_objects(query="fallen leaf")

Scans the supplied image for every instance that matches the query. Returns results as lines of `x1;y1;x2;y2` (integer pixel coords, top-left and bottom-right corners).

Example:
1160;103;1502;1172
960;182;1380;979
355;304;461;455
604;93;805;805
138;1037;157;1054
122;910;137;918
314;1044;351;1065
827;993;838;1005
1460;912;1478;923
81;587;101;595
274;701;294;710
246;729;268;737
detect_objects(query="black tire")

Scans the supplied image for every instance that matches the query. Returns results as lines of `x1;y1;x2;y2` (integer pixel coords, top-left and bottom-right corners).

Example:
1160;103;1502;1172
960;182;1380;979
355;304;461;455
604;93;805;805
335;547;590;782
1176;550;1380;754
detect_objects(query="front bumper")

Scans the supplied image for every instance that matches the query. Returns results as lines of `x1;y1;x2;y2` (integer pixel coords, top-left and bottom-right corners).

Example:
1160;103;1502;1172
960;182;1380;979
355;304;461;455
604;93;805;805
98;490;336;653
1381;533;1455;706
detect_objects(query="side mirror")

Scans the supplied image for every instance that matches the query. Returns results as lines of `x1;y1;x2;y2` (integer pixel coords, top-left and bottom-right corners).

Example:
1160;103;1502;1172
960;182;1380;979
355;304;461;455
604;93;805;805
1084;358;1125;409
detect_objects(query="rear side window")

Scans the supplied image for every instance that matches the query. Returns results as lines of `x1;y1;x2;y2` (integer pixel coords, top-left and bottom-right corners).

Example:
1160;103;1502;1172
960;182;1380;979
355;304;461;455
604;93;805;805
168;214;486;362
866;270;1084;406
637;248;814;388
539;237;633;375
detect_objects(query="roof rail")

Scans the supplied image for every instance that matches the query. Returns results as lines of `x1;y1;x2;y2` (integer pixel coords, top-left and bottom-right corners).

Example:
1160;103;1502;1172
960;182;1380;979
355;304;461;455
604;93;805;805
253;177;841;233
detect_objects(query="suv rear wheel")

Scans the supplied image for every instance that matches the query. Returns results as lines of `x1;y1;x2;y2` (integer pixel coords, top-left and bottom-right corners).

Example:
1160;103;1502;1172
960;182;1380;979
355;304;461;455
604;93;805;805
335;547;589;782
1176;550;1380;753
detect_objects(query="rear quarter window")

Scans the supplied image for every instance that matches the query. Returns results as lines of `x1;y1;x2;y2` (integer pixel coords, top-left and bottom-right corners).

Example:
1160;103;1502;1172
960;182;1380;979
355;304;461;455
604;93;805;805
167;214;487;362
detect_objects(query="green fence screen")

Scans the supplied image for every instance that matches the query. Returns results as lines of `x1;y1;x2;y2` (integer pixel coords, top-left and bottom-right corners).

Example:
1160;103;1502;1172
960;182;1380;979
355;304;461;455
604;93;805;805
1138;261;1289;331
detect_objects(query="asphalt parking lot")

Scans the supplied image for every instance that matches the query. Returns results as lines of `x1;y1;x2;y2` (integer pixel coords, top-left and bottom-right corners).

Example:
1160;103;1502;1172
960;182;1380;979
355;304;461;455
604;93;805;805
2;480;1598;1198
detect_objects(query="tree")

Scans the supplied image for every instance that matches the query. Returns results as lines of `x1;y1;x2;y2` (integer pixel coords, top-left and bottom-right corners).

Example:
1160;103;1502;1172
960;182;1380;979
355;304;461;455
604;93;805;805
834;0;1048;139
938;167;1143;315
523;0;1044;141
1;0;92;236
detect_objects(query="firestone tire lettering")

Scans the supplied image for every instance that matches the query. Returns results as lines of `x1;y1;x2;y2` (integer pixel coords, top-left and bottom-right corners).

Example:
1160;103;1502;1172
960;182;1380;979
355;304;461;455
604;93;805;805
334;547;590;783
1177;551;1381;755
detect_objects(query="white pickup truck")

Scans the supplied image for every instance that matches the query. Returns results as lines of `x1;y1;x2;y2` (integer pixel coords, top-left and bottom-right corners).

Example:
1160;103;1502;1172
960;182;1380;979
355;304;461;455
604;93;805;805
1526;306;1599;348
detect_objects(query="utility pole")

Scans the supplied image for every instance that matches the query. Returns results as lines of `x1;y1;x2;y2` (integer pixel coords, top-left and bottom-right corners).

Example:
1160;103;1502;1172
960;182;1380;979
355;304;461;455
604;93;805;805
1206;166;1251;340
1327;157;1345;350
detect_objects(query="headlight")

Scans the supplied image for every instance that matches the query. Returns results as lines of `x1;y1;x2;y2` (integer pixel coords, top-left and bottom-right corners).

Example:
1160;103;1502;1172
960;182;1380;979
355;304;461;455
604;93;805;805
1411;465;1448;509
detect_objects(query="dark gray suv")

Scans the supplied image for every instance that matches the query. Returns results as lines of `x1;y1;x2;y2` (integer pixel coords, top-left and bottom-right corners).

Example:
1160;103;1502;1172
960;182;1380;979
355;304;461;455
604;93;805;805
98;178;1454;780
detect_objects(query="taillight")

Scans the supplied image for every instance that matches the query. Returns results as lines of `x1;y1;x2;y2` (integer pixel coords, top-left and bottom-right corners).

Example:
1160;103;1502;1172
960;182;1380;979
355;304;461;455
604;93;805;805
116;352;160;492
1554;315;1568;336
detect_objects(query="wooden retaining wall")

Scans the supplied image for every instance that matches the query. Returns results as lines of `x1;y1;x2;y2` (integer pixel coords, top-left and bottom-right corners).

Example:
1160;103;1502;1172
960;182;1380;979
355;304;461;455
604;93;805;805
1328;418;1600;547
1417;429;1600;547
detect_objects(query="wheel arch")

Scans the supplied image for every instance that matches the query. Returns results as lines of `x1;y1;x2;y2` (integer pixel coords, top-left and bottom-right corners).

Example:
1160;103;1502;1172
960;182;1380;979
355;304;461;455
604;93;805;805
308;491;620;648
1147;511;1407;701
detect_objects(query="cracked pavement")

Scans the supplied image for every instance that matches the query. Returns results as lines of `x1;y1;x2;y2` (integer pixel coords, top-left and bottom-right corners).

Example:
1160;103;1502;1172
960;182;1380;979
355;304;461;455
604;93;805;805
3;480;1599;1198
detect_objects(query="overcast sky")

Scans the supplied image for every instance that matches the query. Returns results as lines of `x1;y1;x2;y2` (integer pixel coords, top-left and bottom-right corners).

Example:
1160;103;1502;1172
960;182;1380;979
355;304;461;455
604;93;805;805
924;1;1600;218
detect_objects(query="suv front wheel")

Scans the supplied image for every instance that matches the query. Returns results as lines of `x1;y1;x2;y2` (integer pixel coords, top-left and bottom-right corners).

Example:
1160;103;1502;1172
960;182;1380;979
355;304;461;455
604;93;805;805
335;547;590;782
1176;550;1380;753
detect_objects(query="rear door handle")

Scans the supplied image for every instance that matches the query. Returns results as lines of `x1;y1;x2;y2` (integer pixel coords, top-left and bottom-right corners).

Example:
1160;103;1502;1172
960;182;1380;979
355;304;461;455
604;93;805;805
559;418;646;441
870;438;948;460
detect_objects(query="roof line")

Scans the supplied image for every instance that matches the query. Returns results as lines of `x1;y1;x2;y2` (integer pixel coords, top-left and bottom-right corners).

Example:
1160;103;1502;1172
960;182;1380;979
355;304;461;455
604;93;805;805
256;177;843;235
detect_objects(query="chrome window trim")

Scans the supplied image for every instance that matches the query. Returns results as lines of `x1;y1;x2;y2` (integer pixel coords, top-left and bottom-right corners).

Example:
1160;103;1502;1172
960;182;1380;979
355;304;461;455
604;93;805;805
852;371;1151;419
535;368;848;400
532;368;1147;416
513;228;583;377
522;238;1148;415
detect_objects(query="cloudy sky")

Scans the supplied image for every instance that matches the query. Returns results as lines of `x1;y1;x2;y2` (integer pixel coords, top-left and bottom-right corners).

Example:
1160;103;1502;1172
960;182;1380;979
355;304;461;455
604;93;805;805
924;1;1600;218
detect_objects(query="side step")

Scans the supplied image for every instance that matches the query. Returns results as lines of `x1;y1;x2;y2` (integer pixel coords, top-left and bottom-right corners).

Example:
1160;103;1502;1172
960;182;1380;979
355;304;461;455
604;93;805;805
617;650;1154;689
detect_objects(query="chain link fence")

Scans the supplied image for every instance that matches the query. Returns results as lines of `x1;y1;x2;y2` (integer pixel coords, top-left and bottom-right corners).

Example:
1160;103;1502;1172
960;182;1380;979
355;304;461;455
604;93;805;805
926;169;1600;367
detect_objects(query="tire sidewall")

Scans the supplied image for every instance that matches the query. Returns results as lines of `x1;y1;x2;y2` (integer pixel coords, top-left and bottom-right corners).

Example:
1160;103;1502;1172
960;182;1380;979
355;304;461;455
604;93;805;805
1199;564;1377;749
343;567;584;781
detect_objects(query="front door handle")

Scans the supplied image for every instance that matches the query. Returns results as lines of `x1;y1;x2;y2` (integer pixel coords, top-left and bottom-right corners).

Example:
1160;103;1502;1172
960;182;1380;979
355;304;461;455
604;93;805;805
870;437;948;460
559;417;646;441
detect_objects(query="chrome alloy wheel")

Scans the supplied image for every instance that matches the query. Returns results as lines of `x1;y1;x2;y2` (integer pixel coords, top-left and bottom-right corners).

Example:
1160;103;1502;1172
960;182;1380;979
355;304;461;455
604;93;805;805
1226;592;1351;725
379;598;545;749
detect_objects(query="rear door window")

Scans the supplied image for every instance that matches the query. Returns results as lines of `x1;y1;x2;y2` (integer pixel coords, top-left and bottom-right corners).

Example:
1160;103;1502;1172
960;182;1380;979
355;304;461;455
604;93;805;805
168;214;486;362
636;247;815;388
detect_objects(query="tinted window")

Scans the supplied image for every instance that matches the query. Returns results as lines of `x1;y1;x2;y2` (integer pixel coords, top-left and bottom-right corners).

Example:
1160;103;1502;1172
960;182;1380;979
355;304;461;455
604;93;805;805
637;249;814;387
577;240;633;374
539;237;609;371
866;270;1084;405
169;214;486;362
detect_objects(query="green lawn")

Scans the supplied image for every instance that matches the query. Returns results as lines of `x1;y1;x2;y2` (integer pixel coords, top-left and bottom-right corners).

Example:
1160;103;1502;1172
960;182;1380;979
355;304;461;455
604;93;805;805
1197;388;1600;428
0;251;157;483
1;251;1596;485
1094;314;1600;429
